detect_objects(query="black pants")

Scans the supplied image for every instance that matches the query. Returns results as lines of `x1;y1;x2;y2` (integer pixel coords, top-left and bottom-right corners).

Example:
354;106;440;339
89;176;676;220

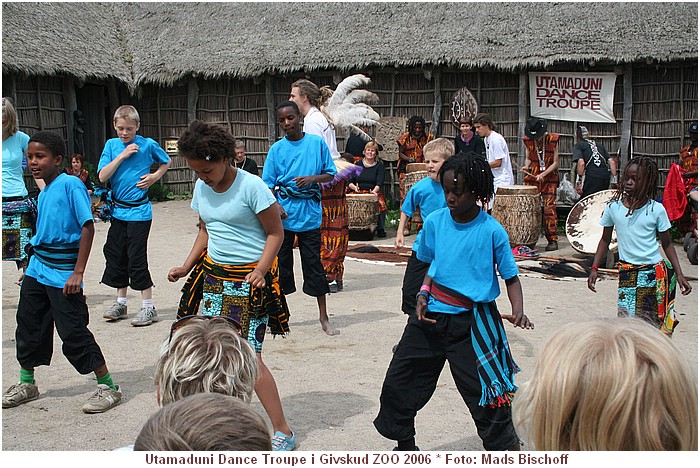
401;252;429;315
16;275;106;374
581;175;610;199
278;228;330;297
101;218;154;290
374;312;519;451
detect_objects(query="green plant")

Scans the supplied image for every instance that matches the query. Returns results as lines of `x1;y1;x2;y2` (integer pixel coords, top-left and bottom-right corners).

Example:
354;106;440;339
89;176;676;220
147;183;174;202
386;209;401;228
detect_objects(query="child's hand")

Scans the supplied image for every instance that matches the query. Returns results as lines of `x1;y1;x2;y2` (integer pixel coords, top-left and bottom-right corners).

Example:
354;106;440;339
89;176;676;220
415;295;436;324
394;232;405;248
501;311;534;329
678;275;693;295
293;176;313;188
167;266;188;282
136;173;158;189
121;144;139;159
587;270;599;292
63;273;83;296
244;269;267;288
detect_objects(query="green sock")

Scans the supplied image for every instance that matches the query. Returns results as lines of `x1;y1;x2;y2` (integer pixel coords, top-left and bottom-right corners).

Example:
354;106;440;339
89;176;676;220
96;372;117;391
19;368;35;385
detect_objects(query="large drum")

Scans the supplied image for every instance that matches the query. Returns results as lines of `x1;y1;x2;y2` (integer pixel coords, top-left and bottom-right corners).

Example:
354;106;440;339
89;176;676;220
347;193;379;233
404;164;429;223
566;189;618;254
492;185;541;247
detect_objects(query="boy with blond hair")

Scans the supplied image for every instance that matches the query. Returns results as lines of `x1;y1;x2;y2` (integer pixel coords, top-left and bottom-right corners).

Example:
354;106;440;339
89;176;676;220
395;138;453;319
98;105;170;327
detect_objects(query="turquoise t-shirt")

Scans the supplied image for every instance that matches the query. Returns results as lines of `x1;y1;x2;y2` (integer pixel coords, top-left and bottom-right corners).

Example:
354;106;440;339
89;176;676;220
600;199;671;265
192;170;277;266
97;135;170;221
416;208;519;313
2;131;30;197
26;174;94;289
401;176;446;252
262;133;336;232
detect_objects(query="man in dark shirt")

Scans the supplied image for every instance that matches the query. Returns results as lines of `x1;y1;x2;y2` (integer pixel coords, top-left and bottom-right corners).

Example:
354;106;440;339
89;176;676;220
572;126;617;199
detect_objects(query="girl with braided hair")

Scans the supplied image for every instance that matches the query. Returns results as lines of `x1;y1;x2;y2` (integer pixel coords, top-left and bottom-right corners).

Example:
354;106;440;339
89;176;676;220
588;157;692;336
374;152;533;452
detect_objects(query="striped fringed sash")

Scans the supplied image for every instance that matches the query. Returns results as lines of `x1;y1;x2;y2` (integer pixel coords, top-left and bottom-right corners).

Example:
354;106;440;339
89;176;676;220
30;242;80;270
431;281;520;407
177;251;290;336
618;259;678;336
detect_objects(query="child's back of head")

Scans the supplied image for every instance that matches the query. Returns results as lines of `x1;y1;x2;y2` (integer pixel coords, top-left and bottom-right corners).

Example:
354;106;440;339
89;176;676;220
423;137;454;160
134;393;272;451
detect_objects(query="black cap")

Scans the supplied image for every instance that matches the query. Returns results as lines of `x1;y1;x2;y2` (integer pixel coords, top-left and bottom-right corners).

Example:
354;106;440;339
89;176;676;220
525;117;547;140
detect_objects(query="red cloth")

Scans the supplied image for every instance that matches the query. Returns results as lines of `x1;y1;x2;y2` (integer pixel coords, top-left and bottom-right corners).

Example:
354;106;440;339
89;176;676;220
662;163;688;221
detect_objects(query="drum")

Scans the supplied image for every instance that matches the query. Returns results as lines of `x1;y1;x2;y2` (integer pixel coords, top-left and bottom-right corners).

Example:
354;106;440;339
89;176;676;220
566;189;618;254
492;185;542;247
406;163;427;173
404;170;429;223
347;193;379;233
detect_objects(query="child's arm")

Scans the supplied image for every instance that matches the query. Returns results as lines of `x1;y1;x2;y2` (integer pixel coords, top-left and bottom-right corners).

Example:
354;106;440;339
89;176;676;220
136;161;171;190
415;275;435;324
395;211;410;247
659;230;693;295
98;143;140;183
292;173;334;187
167;218;208;282
245;202;285;288
588;226;614;292
500;276;533;329
63;221;95;296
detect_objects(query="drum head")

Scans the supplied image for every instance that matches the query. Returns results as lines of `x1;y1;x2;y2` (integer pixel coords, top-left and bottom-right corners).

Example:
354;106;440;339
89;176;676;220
566;189;618;254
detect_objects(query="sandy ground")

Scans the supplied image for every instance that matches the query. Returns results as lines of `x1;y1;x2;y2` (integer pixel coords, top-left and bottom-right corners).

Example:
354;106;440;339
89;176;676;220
1;198;697;452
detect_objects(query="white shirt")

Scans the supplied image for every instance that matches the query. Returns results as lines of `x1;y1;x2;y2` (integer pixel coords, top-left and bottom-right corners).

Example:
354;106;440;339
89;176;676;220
485;130;514;188
303;107;341;159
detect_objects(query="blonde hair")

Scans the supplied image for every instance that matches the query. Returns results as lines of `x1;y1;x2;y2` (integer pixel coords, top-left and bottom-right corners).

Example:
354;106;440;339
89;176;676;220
364;140;380;153
2;97;19;135
423;137;454;160
155;316;259;406
113;105;140;124
512;318;698;450
134;393;272;451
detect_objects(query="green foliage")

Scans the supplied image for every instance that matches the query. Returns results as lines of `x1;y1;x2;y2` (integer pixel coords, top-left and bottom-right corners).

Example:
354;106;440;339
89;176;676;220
147;183;174;202
669;221;682;241
386;209;401;228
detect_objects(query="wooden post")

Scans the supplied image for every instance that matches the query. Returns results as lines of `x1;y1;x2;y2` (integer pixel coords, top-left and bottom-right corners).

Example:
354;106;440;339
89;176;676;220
265;75;276;148
679;66;685;148
35;80;44;131
431;69;441;137
63;77;77;153
225;78;232;134
619;64;633;171
187;77;199;124
107;81;120;126
517;71;528;184
390;72;397;116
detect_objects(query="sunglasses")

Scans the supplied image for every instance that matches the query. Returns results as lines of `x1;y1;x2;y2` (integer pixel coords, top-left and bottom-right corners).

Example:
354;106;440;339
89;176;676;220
169;315;242;344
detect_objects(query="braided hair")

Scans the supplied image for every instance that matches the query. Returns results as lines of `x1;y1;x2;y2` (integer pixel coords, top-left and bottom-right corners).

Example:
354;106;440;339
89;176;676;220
439;151;494;207
406;115;427;135
613;156;658;216
177;120;236;163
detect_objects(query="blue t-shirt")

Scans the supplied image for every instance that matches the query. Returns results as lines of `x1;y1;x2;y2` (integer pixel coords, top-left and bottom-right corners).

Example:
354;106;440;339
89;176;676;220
401;177;447;251
97;135;170;221
26;174;94;288
262;133;336;232
192;170;277;265
600;199;671;264
416;208;519;313
2;131;30;197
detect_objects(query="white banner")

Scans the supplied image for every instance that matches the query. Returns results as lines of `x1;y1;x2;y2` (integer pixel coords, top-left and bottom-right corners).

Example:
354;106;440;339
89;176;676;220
529;72;617;123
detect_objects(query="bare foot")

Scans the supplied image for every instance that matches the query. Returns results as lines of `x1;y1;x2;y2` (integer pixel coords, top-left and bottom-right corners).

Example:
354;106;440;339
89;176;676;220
321;319;340;336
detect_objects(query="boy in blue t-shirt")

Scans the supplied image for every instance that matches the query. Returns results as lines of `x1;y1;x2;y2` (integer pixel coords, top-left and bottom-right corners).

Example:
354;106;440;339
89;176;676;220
262;100;338;335
395;138;452;317
374;153;533;451
2;132;121;413
98;105;170;327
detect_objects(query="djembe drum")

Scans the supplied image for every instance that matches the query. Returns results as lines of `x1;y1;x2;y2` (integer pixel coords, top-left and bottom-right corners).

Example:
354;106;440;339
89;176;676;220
404;163;429;223
492;185;541;247
347;193;379;240
565;189;618;254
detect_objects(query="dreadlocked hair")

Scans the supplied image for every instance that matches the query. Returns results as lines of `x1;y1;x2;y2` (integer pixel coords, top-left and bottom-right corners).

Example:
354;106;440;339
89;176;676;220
439;151;494;206
177;120;236;162
613;156;658;216
406;115;427;133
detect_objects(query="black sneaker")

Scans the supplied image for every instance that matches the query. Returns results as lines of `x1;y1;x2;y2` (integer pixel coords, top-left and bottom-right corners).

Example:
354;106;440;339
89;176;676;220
377;229;387;238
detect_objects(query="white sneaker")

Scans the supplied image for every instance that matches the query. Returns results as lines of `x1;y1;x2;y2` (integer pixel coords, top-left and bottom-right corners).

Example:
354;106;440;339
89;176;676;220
82;384;122;413
131;306;157;327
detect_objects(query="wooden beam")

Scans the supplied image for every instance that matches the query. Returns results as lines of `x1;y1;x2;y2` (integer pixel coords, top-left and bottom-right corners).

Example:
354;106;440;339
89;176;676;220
265;75;276;149
225;78;232;134
187;77;199;124
619;64;633;171
517;71;528;184
431;69;441;137
390;72;396;116
63;77;77;153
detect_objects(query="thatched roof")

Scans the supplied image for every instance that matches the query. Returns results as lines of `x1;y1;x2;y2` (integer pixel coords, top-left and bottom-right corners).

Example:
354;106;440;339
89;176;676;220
3;2;697;90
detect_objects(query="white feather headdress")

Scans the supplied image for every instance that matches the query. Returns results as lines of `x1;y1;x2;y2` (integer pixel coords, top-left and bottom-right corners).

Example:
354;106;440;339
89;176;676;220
321;74;380;142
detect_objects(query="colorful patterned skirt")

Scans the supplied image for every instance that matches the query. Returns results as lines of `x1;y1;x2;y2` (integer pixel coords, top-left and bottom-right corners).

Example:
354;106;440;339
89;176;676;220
2;196;37;268
617;260;678;336
321;181;349;282
177;252;290;352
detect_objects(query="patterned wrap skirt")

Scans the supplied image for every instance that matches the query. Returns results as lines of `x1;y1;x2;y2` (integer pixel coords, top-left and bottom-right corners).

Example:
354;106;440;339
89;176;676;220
321;181;349;282
617;259;678;336
2;196;37;268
